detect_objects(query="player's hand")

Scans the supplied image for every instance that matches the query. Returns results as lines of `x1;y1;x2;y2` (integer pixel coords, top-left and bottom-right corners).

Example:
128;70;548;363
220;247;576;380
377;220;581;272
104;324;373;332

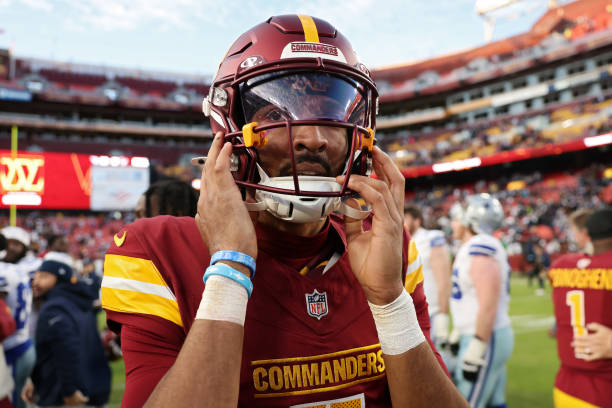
448;329;460;356
336;146;405;305
21;378;36;404
572;322;612;361
63;389;89;406
432;313;450;349
461;336;487;382
195;132;257;272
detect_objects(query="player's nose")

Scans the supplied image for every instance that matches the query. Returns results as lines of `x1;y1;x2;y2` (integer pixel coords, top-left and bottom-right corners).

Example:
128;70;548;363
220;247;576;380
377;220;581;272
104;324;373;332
293;126;328;153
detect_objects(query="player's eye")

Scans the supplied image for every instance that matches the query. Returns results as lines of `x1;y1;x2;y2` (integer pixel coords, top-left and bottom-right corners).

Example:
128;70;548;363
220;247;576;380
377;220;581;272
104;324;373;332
263;108;285;122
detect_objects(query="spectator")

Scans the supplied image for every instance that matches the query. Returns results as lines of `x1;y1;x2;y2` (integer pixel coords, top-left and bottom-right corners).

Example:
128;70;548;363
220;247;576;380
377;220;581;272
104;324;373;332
22;259;110;408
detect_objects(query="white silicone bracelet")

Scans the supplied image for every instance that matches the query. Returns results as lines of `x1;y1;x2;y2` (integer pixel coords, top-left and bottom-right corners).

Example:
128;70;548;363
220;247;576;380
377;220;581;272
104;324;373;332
368;290;425;355
195;275;248;326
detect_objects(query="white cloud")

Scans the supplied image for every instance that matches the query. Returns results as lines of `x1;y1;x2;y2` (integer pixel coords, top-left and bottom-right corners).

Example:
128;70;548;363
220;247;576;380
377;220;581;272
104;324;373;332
58;0;231;32
19;0;53;11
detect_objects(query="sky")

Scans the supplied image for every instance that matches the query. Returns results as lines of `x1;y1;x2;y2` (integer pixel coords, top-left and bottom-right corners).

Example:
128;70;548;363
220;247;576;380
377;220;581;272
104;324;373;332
0;0;571;77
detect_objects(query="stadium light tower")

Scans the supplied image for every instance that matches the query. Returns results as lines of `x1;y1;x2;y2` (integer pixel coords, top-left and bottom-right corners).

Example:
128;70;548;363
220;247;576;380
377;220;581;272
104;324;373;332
475;0;559;42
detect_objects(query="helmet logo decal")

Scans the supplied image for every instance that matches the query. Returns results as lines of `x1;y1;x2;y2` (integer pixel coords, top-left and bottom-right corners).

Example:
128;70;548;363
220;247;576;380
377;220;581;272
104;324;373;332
238;55;265;71
280;42;347;63
291;42;338;56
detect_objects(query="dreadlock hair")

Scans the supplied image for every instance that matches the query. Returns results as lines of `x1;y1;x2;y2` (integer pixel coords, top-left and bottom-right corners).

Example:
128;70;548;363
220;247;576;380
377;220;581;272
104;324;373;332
145;179;199;218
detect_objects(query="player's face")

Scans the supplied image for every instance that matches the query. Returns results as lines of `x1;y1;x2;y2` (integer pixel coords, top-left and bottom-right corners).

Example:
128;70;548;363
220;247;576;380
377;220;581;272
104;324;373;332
256;123;348;178
569;224;590;251
451;219;466;240
4;239;26;263
404;214;417;235
32;271;58;298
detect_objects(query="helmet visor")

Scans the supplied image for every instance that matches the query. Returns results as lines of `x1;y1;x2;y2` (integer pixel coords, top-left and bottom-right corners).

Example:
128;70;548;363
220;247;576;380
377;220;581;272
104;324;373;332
239;71;368;127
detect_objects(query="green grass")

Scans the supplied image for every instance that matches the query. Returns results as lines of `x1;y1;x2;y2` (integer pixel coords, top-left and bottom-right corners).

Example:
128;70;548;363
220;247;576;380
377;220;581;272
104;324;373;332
101;275;559;407
507;275;558;407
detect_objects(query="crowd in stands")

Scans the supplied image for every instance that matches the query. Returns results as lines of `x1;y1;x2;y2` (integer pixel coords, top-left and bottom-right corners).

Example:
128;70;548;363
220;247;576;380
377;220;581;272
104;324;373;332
384;95;612;169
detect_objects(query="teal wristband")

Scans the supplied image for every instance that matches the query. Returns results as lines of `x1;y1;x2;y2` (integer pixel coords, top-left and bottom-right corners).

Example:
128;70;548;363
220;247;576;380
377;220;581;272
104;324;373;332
211;250;256;277
203;263;253;298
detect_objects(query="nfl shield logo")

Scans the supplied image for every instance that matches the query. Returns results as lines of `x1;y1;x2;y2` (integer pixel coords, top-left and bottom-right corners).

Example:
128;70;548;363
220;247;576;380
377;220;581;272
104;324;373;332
305;289;329;320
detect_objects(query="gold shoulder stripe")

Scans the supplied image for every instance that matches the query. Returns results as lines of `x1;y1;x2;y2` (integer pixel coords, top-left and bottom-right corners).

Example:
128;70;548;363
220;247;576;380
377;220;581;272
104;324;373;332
408;239;419;266
104;254;168;287
404;264;424;294
102;286;183;328
101;254;183;327
297;15;320;43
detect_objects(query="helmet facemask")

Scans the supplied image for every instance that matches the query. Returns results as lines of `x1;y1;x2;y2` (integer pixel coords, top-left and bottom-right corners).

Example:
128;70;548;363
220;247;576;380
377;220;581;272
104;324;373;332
204;61;377;223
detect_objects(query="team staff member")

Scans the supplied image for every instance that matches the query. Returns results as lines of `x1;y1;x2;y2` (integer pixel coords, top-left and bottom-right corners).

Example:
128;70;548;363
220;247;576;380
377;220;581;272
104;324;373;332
549;208;612;408
101;15;466;408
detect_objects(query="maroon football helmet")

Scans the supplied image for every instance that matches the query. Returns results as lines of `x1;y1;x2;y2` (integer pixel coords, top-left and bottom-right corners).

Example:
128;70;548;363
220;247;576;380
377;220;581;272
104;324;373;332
202;15;378;202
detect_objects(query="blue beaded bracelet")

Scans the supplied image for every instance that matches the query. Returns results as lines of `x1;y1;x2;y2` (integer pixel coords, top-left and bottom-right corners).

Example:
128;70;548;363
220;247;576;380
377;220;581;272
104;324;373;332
211;250;256;278
203;263;253;298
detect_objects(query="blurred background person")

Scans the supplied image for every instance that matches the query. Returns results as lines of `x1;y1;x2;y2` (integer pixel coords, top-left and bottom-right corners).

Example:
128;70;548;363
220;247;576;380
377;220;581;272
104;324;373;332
548;208;612;408
0;280;16;408
449;194;514;408
528;242;551;296
568;208;594;255
23;259;110;408
0;228;38;408
404;205;452;351
136;179;199;219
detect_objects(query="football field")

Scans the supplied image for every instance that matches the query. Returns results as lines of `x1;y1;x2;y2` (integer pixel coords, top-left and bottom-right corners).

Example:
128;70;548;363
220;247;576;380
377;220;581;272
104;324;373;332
105;275;559;407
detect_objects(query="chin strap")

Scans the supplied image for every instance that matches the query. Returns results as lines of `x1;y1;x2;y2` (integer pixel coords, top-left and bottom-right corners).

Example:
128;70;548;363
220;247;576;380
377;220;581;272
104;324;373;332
335;201;370;220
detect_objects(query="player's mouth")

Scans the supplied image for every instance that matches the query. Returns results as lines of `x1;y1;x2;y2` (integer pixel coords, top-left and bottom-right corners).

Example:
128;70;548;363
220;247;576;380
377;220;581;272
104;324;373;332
278;154;333;177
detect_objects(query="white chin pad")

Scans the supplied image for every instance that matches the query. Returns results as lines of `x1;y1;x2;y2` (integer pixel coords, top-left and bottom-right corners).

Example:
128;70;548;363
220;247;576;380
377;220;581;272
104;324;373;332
245;166;370;223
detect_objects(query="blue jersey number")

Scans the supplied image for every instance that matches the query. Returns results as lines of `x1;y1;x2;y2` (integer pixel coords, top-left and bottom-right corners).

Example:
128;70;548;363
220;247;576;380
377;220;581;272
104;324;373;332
15;282;31;330
451;267;462;300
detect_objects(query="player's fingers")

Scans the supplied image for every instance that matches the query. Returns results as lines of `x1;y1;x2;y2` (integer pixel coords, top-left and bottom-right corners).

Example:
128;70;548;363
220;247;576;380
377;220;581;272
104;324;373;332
343;198;365;238
339;175;394;225
372;146;405;214
586;322;604;332
346;173;402;223
213;142;233;177
205;131;225;173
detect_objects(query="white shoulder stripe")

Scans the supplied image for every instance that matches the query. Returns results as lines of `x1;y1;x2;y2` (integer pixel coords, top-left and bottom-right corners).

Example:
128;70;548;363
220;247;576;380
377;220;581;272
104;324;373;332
102;275;177;302
406;254;423;275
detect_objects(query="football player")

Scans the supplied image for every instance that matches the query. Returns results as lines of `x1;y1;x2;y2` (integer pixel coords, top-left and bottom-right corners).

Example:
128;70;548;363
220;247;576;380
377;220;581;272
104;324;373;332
449;194;514;408
404;205;452;349
101;15;467;407
0;228;39;408
549;208;612;408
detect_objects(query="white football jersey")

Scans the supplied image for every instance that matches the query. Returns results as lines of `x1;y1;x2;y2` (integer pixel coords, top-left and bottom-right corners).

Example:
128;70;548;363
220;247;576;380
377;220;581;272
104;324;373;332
450;234;511;335
412;228;448;316
0;260;39;352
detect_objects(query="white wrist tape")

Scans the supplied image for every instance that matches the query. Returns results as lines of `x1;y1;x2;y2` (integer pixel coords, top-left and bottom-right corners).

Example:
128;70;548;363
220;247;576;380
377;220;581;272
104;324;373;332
195;275;248;326
368;290;425;355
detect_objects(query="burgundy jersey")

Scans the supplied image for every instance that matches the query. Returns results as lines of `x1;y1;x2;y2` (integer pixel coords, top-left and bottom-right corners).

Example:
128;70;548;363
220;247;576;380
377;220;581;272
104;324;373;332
102;215;444;408
548;251;612;407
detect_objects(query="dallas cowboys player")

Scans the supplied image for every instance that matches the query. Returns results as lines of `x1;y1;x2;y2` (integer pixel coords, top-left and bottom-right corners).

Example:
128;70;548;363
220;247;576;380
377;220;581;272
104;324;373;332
449;194;514;408
1;227;41;408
